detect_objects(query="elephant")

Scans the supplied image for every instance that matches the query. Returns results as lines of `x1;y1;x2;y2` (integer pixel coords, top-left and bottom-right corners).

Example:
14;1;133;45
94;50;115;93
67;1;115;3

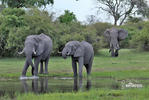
62;41;94;77
73;77;91;92
21;77;48;93
104;27;128;57
19;33;52;77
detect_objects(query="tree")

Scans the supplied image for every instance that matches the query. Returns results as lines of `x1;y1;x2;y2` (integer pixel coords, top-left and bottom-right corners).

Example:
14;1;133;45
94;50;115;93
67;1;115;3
134;0;149;17
0;8;26;56
86;15;99;24
96;0;149;26
125;16;143;23
0;0;54;8
58;10;77;24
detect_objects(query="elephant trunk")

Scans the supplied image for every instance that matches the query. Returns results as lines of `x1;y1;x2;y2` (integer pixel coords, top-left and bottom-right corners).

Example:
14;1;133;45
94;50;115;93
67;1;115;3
26;56;34;68
62;48;67;59
110;38;119;57
24;46;35;68
110;38;120;50
22;55;34;76
25;53;35;75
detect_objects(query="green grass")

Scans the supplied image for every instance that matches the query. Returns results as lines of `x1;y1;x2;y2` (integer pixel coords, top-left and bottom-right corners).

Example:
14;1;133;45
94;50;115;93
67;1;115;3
1;49;149;100
16;88;149;100
1;49;149;79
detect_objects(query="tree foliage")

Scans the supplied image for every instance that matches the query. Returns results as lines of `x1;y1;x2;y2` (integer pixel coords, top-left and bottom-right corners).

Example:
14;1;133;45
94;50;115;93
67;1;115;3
58;10;77;24
96;0;149;26
129;21;149;51
3;7;149;57
0;0;54;8
0;8;104;57
125;16;143;24
0;8;26;56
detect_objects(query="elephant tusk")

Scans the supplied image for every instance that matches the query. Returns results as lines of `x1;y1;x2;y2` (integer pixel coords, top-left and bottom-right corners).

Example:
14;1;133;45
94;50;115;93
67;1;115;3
18;49;24;54
67;52;70;55
33;48;36;55
33;51;36;55
58;51;62;54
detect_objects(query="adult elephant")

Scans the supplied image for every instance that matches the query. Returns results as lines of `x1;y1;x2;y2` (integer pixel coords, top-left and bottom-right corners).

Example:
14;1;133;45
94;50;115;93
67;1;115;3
104;27;128;57
19;33;52;77
62;41;94;78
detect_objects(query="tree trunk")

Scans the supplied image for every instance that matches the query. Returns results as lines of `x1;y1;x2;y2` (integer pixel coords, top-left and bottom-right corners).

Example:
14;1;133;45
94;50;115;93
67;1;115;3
114;17;118;26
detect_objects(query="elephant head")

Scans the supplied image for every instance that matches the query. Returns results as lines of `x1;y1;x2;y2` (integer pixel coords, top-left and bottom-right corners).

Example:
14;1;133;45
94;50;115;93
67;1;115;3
62;41;83;59
19;34;45;76
104;27;128;57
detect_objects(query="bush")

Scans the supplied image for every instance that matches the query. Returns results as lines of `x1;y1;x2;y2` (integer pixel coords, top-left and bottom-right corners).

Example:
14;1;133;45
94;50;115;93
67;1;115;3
131;22;149;51
0;8;26;56
0;8;102;57
119;23;140;48
121;21;149;51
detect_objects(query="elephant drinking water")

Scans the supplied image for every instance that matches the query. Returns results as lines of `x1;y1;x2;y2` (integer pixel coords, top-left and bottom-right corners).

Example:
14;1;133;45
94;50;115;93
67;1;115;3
62;41;94;78
19;33;52;78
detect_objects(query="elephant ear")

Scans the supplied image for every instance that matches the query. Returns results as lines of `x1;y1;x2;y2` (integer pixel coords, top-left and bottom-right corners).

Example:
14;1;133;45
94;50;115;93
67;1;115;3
118;29;128;41
73;43;84;57
34;36;44;56
103;29;110;41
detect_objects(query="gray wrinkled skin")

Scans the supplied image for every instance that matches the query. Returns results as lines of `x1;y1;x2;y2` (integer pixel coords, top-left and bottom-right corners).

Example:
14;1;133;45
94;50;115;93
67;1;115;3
104;27;128;57
21;33;52;77
62;41;94;78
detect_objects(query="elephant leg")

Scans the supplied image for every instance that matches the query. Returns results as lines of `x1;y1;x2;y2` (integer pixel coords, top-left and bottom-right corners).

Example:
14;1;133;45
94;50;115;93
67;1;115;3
40;78;44;93
31;67;34;76
22;61;29;77
115;49;119;57
86;79;91;91
45;77;48;92
85;62;92;76
34;58;41;76
32;79;38;93
73;77;78;91
85;64;89;74
39;61;44;74
111;49;115;57
44;58;49;74
85;64;91;76
21;80;29;93
78;77;83;90
78;57;84;78
85;59;93;77
72;58;77;77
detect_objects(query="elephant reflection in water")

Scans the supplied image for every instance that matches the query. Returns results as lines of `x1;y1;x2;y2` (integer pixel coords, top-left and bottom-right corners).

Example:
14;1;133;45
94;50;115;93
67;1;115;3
73;77;91;92
21;77;49;93
21;77;91;93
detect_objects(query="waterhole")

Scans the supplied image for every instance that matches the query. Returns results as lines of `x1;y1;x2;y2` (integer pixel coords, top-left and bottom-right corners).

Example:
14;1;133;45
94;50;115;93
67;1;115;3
0;77;145;98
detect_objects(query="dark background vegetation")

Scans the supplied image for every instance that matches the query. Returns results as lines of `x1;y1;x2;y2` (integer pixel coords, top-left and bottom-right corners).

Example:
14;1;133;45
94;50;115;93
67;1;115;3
0;0;149;57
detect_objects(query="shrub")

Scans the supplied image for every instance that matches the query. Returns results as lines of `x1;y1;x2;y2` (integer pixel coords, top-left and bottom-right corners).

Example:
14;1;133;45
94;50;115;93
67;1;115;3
123;21;149;51
0;8;102;57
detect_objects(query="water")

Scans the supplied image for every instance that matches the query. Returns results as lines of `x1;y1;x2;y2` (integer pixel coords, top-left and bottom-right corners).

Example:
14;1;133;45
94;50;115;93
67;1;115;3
0;77;145;98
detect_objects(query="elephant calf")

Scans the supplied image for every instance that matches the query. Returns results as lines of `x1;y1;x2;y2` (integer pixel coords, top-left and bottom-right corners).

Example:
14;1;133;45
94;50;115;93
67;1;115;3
62;41;94;77
19;33;52;77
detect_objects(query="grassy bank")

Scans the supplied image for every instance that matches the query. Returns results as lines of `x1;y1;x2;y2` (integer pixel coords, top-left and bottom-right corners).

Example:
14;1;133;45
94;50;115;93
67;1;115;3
1;49;149;100
1;87;149;100
1;49;149;79
15;87;149;100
